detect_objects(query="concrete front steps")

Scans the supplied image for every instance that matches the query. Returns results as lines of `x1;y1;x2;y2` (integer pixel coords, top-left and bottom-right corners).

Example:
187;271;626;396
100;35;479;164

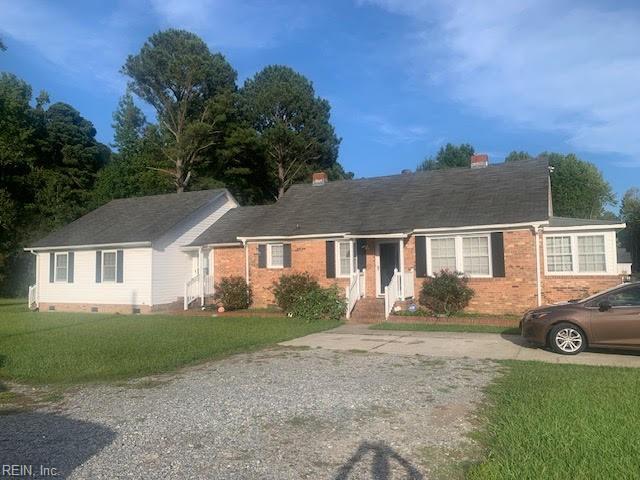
349;298;385;323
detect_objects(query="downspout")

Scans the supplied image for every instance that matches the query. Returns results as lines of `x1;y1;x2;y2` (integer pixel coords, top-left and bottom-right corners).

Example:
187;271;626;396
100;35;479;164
534;225;543;306
242;240;250;285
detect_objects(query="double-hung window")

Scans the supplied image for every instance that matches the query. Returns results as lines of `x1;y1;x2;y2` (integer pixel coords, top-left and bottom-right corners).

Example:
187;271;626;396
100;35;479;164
55;253;68;282
267;244;284;269
546;236;573;272
336;240;353;278
545;234;608;274
578;236;606;272
102;251;117;282
428;235;491;277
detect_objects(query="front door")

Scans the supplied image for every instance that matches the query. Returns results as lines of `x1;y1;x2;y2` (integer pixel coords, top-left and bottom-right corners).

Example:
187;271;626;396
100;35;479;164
589;284;640;346
378;242;399;296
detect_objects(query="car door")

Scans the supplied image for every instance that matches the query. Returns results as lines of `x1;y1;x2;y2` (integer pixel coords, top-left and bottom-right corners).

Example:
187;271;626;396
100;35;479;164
589;285;640;346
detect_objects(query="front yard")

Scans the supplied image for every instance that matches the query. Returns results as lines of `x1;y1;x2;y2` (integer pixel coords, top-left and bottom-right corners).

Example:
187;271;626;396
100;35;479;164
0;299;339;384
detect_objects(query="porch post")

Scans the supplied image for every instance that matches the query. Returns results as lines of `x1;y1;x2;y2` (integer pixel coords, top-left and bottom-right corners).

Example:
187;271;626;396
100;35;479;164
399;238;405;299
349;240;354;276
199;247;204;307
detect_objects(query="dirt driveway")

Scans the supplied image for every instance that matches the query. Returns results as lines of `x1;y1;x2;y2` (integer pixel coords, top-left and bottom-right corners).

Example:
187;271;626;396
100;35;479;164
1;348;497;479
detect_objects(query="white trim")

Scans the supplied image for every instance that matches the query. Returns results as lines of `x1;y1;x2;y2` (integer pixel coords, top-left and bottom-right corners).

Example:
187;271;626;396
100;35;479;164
426;234;493;278
27;241;151;252
183;242;242;250
544;223;626;232
344;233;408;239
398;238;405;299
335;240;353;278
413;221;548;234
535;226;542;306
375;240;400;297
266;243;285;269
543;232;616;276
54;252;69;283
101;250;118;283
238;232;348;241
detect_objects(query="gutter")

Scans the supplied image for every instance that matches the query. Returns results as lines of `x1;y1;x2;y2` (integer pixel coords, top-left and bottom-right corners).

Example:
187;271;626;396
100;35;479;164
25;241;153;252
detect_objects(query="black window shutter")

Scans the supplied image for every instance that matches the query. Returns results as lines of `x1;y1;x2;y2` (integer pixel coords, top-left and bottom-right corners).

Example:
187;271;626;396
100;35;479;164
116;250;124;283
326;241;335;278
356;239;367;270
49;253;55;283
283;244;292;268
491;232;506;277
415;236;427;278
95;251;102;283
258;244;267;268
67;252;74;283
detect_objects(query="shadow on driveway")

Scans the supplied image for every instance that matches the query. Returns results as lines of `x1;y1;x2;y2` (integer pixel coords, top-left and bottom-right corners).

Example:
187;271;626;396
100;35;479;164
0;411;117;479
334;441;424;480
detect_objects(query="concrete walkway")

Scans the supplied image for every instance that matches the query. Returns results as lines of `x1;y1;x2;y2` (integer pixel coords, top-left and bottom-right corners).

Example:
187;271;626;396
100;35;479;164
280;324;640;368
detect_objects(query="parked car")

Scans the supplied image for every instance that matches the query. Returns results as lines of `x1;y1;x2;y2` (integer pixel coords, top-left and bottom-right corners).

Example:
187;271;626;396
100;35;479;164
521;282;640;355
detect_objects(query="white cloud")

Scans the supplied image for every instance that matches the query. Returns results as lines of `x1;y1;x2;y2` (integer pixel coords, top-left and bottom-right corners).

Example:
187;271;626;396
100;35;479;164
148;0;312;49
361;0;640;164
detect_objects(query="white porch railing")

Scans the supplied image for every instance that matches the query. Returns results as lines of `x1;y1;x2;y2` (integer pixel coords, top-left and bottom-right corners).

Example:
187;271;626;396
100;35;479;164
183;274;215;310
403;269;415;299
384;269;401;319
28;284;38;310
345;268;366;319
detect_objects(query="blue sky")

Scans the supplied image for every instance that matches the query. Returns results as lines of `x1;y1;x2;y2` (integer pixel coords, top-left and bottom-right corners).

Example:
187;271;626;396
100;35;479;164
1;0;638;208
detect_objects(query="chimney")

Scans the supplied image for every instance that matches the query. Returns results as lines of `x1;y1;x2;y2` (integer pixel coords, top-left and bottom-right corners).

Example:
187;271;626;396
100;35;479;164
312;171;328;186
470;154;489;168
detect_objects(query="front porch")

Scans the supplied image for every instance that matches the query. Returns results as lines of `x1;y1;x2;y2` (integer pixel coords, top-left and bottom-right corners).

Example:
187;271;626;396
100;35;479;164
345;236;416;321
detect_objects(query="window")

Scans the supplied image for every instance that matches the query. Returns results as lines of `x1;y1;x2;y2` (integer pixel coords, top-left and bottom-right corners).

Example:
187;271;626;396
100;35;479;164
578;235;606;272
463;237;490;275
546;236;573;272
267;244;284;269
431;238;456;273
545;233;610;275
102;251;117;282
337;241;353;277
606;286;640;307
55;253;68;282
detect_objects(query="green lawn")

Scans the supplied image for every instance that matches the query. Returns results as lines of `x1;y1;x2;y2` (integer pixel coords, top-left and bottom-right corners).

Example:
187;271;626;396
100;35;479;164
370;322;520;335
0;299;339;384
468;361;640;479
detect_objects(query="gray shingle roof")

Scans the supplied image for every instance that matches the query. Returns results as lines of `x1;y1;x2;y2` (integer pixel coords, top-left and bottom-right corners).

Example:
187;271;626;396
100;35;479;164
548;216;623;227
30;189;228;248
190;159;551;246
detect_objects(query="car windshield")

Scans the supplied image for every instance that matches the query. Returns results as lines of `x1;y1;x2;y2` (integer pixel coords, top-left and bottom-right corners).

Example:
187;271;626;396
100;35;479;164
577;283;630;303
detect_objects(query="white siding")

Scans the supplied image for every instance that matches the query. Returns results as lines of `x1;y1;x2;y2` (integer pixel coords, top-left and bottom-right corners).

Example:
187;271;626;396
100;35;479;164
37;248;152;305
151;194;236;305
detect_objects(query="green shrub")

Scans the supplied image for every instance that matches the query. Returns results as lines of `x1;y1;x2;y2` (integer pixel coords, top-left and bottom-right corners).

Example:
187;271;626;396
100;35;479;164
214;276;252;310
419;271;474;316
272;273;320;313
289;285;346;322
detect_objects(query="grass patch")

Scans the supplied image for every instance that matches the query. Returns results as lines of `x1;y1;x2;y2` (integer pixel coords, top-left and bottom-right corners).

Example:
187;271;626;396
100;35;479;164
468;361;640;479
0;299;339;384
370;322;520;335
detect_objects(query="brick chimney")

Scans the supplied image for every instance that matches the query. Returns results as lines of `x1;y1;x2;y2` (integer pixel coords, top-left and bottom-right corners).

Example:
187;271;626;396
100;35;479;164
470;154;489;168
312;171;328;186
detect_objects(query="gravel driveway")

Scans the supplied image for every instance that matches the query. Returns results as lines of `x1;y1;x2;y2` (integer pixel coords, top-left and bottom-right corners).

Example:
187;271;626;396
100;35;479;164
1;348;498;479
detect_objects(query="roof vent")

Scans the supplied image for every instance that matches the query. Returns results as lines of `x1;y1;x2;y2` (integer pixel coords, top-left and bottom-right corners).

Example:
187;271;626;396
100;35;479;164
312;172;328;186
470;154;489;168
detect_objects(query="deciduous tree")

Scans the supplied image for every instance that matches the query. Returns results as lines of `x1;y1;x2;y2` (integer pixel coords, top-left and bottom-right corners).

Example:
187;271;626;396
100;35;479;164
417;143;475;171
620;188;640;273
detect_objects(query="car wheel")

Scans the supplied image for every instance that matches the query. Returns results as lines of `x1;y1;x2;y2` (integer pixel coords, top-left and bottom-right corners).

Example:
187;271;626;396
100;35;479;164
549;323;586;355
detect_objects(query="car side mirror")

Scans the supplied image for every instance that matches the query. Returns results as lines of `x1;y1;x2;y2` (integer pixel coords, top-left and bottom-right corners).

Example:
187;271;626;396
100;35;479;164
598;300;612;312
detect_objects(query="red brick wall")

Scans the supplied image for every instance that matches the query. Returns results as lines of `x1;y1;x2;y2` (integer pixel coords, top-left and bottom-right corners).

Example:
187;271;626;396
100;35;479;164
39;303;151;314
211;231;623;314
212;247;245;285
213;240;348;307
